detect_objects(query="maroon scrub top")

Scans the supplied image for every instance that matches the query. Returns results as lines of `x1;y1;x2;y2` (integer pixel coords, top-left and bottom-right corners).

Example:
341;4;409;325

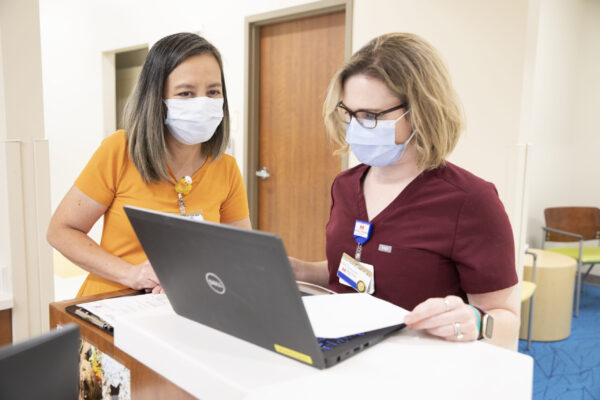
325;162;518;310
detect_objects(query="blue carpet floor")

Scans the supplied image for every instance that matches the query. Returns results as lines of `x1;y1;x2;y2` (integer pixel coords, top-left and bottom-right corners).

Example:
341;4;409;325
518;284;600;399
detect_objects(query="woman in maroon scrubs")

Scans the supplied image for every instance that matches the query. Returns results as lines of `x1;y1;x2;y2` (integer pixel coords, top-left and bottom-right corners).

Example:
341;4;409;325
290;33;519;349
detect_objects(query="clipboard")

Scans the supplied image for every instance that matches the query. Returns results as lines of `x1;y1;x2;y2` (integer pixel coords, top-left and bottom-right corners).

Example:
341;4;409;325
66;305;115;334
66;292;144;335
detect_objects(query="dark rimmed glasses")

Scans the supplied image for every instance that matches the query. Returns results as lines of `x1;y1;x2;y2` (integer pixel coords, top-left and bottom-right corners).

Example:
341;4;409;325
337;101;407;129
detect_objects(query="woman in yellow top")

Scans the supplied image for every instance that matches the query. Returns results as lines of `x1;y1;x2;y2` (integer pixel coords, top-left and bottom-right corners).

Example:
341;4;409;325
47;33;251;297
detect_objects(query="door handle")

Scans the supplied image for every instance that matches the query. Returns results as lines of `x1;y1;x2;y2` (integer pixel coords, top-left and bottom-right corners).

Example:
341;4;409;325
256;166;271;180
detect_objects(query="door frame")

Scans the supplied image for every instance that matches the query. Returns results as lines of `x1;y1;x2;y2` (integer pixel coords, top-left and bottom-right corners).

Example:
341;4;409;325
244;0;353;227
101;44;149;138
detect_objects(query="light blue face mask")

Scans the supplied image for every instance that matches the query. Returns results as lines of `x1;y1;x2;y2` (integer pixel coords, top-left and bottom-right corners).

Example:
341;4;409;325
345;110;415;167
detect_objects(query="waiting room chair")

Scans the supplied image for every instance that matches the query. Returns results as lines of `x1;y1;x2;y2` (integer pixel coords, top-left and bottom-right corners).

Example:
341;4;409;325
542;207;600;317
522;246;537;351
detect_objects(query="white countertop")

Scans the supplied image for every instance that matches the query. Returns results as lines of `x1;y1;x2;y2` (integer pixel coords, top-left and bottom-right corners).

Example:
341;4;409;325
0;291;13;311
115;306;533;400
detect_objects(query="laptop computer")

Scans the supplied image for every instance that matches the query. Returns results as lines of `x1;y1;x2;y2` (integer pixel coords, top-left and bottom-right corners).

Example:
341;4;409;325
0;324;79;399
124;206;403;369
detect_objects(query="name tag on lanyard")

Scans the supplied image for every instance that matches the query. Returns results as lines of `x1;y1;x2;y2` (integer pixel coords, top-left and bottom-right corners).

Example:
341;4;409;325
336;220;375;294
337;253;375;294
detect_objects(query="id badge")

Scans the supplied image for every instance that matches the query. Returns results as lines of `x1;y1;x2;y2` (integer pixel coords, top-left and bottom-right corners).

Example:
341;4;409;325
337;253;375;294
182;210;204;222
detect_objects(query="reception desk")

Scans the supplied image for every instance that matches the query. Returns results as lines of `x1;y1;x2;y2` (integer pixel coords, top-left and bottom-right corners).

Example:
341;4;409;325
49;289;194;399
52;290;534;399
0;291;13;347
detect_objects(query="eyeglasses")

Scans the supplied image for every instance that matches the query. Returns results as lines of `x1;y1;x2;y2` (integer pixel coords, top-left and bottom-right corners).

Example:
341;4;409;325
337;101;407;129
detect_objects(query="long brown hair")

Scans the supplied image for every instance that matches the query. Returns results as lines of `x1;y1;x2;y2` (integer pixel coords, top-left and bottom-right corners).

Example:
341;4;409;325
122;33;230;182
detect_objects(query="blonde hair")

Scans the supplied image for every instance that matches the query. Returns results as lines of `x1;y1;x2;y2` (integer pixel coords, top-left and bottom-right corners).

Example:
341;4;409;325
323;33;464;170
123;33;230;183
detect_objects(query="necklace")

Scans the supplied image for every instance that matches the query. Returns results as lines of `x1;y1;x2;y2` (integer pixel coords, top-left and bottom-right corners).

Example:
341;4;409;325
174;176;192;216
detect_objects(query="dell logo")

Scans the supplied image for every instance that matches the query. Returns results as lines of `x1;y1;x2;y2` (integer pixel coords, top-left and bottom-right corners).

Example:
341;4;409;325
205;272;226;295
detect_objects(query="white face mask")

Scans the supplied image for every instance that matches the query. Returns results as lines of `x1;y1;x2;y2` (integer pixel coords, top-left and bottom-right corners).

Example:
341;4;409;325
345;110;415;167
164;96;224;145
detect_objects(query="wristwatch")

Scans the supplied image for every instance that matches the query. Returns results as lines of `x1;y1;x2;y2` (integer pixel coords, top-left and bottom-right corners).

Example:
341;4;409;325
479;312;494;340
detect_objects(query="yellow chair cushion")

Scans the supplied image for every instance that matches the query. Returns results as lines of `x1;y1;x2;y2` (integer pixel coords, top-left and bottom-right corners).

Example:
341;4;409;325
521;281;536;302
546;246;600;263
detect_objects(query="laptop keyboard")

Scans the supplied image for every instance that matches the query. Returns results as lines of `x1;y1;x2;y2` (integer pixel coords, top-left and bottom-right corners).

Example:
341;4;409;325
317;333;365;351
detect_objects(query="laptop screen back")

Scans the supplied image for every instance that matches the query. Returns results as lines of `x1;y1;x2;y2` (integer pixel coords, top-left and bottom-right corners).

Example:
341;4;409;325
124;206;325;367
0;324;79;400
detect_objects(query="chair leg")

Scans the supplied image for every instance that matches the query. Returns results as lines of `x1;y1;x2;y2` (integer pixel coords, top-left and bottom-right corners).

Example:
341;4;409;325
574;259;583;317
581;263;596;286
527;294;534;351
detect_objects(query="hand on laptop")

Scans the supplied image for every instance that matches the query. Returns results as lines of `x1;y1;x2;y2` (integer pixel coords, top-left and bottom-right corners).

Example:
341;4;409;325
126;259;161;292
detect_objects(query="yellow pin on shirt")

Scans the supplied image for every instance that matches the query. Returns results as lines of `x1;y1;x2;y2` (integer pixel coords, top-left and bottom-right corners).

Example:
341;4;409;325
175;176;192;215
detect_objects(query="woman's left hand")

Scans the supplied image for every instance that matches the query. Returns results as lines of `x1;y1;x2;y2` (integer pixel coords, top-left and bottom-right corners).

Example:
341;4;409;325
403;295;479;342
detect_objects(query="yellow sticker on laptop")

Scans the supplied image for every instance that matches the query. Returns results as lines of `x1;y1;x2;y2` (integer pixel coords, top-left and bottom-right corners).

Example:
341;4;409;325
274;344;313;365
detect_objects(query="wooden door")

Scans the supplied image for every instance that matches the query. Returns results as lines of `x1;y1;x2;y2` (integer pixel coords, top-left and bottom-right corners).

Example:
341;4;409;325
258;11;345;261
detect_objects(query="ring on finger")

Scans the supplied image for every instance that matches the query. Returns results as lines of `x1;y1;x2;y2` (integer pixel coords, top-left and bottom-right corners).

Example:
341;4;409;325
444;298;450;313
452;322;464;340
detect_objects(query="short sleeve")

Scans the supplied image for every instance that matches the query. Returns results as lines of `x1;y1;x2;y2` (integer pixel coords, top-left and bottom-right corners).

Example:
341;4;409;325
74;132;126;207
219;159;250;222
451;182;518;294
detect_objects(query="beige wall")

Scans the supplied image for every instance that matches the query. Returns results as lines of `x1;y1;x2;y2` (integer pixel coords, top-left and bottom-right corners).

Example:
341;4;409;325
40;0;535;237
354;0;529;186
526;0;600;273
0;0;54;341
0;30;11;293
571;0;600;222
353;0;536;276
38;0;313;243
36;1;599;284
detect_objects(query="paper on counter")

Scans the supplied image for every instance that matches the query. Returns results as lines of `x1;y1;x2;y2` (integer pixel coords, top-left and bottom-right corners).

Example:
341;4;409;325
302;293;408;338
79;293;172;328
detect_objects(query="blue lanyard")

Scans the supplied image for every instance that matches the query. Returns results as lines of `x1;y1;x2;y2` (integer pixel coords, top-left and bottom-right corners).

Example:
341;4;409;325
353;219;373;261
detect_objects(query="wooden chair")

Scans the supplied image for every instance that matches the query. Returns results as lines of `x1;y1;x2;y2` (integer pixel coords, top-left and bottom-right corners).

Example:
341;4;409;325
542;207;600;317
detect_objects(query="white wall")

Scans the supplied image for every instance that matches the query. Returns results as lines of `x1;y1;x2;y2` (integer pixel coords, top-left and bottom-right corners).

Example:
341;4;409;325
526;0;600;260
572;0;600;205
39;0;311;225
51;0;600;282
41;0;600;333
1;0;54;341
353;0;536;270
40;0;537;241
356;0;528;188
0;30;11;293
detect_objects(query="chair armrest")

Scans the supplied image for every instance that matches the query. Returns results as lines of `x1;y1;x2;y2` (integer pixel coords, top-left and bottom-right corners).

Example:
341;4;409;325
542;226;584;241
524;250;538;283
541;227;585;265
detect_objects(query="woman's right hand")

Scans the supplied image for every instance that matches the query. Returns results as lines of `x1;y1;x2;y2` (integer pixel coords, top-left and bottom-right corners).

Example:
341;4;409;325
126;260;160;291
